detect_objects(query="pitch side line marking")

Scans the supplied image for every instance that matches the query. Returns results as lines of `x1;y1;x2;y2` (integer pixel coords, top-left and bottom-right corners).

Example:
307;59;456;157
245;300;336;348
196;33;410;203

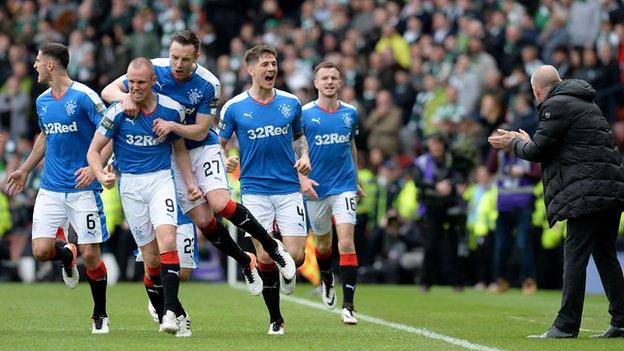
234;284;504;351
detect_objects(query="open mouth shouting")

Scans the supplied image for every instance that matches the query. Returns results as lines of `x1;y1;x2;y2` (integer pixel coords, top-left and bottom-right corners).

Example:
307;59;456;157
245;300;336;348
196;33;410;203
264;73;276;85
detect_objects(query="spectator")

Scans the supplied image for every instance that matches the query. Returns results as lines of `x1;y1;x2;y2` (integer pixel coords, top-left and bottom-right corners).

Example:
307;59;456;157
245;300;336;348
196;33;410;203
0;76;31;138
487;129;541;295
127;14;161;60
414;133;465;291
364;90;402;157
567;0;602;47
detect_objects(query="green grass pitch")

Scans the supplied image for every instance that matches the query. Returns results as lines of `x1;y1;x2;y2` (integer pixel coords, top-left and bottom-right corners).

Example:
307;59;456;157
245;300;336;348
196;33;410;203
0;282;622;350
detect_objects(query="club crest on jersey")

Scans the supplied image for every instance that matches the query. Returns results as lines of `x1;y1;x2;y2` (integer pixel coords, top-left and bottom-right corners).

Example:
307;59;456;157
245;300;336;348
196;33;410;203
342;114;353;127
279;104;292;119
65;100;77;116
188;88;202;105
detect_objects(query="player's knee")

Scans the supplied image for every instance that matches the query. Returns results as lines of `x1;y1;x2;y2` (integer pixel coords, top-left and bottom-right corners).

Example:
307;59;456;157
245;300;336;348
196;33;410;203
208;190;231;214
80;244;101;268
32;246;53;262
81;252;100;269
191;212;213;229
316;238;332;253
337;238;355;254
143;254;161;269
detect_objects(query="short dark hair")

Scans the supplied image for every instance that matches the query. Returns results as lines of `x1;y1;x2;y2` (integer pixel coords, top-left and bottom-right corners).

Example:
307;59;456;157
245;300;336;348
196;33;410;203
39;42;69;70
313;61;342;78
244;44;278;65
170;30;200;54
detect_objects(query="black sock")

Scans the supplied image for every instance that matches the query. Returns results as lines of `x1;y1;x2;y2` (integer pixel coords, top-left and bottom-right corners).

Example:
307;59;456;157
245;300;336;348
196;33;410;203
200;219;251;267
340;265;357;306
86;262;107;318
50;240;73;265
145;274;164;322
160;262;182;315
259;265;282;323
316;249;333;283
222;202;278;253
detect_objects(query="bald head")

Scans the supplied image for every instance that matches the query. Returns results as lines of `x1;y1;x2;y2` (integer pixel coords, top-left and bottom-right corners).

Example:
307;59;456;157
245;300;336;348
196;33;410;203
530;65;562;103
129;57;154;71
531;65;561;89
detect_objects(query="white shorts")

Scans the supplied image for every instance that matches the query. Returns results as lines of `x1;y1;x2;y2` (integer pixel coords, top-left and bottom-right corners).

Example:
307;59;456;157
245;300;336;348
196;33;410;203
136;222;198;269
173;145;229;214
32;189;108;244
305;191;357;235
241;192;307;237
119;170;178;247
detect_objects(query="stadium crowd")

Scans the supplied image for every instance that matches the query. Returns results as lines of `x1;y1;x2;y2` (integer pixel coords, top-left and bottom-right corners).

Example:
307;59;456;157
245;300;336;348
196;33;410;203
1;0;624;293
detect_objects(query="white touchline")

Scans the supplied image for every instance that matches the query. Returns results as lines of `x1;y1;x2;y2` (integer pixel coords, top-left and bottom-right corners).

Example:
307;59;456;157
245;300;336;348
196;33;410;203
233;283;504;351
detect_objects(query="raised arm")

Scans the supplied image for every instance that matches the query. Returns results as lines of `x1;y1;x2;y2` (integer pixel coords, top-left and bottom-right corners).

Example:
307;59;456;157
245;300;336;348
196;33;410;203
511;106;569;163
101;76;139;117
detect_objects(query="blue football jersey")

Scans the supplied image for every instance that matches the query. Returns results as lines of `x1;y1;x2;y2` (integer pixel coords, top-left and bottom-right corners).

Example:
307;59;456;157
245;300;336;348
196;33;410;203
36;82;107;192
302;101;358;198
97;94;184;174
218;89;302;195
122;58;220;151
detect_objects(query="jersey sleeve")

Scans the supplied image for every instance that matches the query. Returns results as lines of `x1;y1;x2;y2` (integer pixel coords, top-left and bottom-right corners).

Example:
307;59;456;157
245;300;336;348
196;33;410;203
351;109;359;139
82;91;107;125
36;100;44;130
97;105;120;139
218;103;236;140
198;80;221;116
291;102;303;135
120;74;129;92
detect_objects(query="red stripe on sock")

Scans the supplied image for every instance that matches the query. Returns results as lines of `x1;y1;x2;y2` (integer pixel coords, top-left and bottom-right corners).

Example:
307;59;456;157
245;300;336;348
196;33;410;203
160;251;179;265
339;253;358;267
258;261;276;272
146;264;161;276
219;200;237;218
143;275;154;287
314;247;332;261
86;260;107;280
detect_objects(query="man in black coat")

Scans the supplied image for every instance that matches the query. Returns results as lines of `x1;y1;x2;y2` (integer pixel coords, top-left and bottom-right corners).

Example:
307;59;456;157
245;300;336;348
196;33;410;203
489;65;624;339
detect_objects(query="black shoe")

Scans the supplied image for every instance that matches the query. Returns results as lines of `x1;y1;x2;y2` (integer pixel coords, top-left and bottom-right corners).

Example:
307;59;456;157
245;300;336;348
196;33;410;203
527;326;577;339
590;325;624;338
